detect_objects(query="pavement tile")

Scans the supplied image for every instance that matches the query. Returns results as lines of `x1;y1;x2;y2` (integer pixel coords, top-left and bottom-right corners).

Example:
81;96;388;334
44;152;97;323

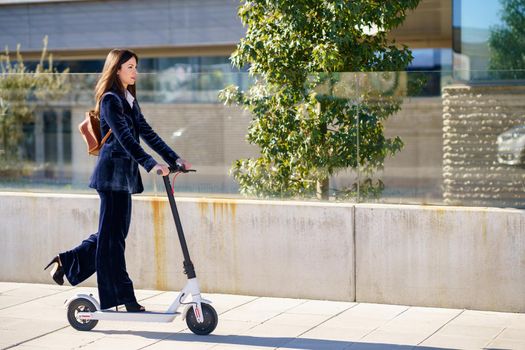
493;327;525;341
69;334;157;350
220;297;304;323
419;334;492;349
0;284;73;312
1;282;524;350
321;315;389;332
508;314;525;330
330;304;409;327
0;295;26;309
342;304;410;320
485;337;525;349
450;310;516;328
14;326;106;349
347;343;415;350
209;345;271;350
242;322;310;338
211;319;260;335
360;307;461;343
0;317;28;330
0;296;72;322
260;312;331;328
359;329;426;346
285;300;356;316
149;333;269;350
145;338;216;350
300;325;374;342
0;319;67;349
435;323;504;339
484;326;525;350
278;337;353;350
387;307;462;323
0;283;27;293
237;322;318;348
0;283;71;299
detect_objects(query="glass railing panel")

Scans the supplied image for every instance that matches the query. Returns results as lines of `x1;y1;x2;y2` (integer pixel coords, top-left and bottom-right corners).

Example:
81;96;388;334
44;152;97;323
1;70;524;208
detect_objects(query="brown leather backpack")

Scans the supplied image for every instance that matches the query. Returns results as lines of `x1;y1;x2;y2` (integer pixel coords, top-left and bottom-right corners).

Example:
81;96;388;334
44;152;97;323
78;110;112;156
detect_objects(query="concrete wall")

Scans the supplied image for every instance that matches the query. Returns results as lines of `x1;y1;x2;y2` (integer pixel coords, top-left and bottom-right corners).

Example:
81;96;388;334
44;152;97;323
0;192;355;301
1;192;524;312
356;204;525;312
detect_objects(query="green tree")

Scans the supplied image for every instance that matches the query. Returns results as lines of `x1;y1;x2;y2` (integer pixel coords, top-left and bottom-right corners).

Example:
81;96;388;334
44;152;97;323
0;36;70;166
489;0;525;79
220;0;420;199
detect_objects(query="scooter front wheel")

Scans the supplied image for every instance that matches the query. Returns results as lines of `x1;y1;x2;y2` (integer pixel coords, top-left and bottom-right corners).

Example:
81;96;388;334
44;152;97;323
186;303;218;335
67;299;98;331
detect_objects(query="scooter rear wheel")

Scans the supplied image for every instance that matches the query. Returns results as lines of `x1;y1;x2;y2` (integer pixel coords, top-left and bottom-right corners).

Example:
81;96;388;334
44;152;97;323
186;303;218;335
67;299;98;331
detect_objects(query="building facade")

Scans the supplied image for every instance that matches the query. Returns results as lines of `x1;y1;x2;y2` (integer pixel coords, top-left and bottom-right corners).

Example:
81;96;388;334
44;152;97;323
2;0;524;206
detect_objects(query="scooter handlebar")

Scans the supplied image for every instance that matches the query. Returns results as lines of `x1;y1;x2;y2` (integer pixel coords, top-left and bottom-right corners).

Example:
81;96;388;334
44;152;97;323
156;164;196;175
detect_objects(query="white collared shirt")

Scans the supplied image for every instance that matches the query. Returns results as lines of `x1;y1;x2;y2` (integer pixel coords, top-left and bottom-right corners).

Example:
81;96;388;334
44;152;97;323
125;90;135;108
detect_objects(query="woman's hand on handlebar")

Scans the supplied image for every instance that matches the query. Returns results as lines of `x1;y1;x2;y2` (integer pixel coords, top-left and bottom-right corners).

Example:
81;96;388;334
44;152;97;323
176;158;192;171
153;159;192;175
153;163;170;176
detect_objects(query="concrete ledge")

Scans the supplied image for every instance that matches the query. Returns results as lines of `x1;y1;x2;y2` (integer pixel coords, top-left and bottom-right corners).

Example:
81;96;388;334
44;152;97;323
355;204;525;312
1;192;524;312
0;192;355;301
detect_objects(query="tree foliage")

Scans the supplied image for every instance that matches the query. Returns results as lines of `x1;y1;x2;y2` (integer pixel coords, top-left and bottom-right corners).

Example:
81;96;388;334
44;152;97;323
0;36;70;164
220;0;420;199
489;0;525;79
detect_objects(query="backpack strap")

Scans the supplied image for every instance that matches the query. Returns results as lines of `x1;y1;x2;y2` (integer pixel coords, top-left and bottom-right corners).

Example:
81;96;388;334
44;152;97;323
98;91;122;146
100;129;112;145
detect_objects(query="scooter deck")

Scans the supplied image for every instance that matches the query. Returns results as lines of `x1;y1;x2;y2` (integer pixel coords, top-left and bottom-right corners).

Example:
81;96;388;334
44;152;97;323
79;310;181;323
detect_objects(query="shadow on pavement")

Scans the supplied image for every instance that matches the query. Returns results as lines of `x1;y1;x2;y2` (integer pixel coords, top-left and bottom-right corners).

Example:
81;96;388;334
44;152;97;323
91;329;451;349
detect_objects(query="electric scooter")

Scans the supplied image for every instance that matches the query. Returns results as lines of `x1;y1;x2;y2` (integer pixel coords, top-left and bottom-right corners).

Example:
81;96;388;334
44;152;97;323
64;164;218;335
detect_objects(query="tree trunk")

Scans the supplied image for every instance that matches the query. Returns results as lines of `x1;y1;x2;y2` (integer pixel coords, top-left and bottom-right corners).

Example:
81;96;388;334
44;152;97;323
2;116;7;161
316;177;329;200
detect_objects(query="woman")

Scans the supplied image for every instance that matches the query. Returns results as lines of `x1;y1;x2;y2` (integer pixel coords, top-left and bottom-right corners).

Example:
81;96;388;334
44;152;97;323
44;49;190;312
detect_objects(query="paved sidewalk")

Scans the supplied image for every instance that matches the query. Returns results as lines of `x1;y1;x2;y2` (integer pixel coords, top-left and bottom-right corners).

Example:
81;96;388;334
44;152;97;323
1;282;524;350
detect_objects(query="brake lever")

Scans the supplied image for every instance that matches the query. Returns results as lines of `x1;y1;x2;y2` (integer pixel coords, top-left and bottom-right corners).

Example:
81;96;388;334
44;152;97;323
156;168;196;175
161;166;197;174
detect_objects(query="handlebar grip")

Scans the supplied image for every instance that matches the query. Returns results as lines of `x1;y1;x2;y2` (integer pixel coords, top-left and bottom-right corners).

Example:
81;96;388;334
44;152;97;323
163;165;197;174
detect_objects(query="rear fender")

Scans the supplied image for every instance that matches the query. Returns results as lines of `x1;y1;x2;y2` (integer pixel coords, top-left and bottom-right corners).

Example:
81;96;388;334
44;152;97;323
64;294;101;311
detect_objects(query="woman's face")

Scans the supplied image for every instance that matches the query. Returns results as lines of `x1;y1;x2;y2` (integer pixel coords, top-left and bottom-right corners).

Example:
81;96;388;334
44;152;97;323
117;56;137;88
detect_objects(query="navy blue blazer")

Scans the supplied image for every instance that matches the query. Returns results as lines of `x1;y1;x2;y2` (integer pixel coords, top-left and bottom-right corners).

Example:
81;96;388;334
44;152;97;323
89;90;180;194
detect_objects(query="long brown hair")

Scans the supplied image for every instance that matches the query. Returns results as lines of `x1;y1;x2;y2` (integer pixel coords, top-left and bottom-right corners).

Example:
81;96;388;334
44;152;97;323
94;49;138;115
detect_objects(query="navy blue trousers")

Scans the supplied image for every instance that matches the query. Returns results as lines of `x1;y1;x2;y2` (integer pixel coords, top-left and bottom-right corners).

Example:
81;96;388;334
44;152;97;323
59;190;137;309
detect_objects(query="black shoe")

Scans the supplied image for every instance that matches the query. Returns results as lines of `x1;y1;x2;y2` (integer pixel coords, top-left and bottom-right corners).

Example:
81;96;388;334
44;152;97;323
44;256;65;285
125;301;145;312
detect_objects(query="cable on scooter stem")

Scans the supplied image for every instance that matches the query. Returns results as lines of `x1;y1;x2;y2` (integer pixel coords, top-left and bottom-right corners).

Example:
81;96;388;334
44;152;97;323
157;164;197;279
156;165;196;193
156;164;196;175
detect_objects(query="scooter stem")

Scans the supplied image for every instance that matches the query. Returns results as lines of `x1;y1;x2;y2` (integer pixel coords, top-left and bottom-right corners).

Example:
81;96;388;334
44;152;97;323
162;175;196;279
